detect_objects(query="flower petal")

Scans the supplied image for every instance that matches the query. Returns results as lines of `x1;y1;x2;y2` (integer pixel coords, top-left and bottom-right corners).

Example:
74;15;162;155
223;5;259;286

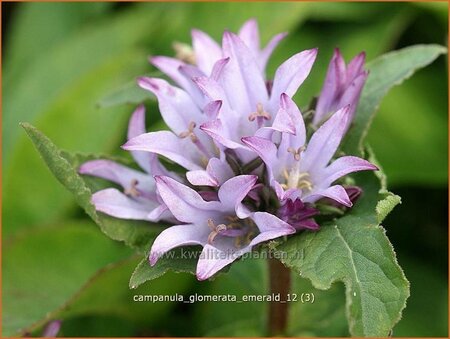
259;32;287;72
186;157;234;188
241;136;279;180
238;18;260;53
304;185;352;207
221;31;268;114
127;104;146;139
186;170;218;187
218;175;257;215
91;188;158;220
79;159;156;198
149;224;209;265
347;51;366;80
252;211;296;234
155;175;221;224
269;48;318;112
150;56;189;91
200;118;248;151
123;131;203;171
320;156;378;187
339;71;368;127
147;203;174;222
301;106;350;173
206;157;235;185
138;77;203;135
314;49;367;126
272;94;306;148
210;57;230;81
315;54;341;124
203;100;223;120
196;211;295;281
127;105;156;174
196;242;251;281
43;321;61;338
191;28;222;75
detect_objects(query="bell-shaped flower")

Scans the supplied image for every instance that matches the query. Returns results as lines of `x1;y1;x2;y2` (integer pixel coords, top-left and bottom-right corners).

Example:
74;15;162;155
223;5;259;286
79;105;174;222
242;94;378;207
313;48;368;130
149;175;295;280
123;24;317;182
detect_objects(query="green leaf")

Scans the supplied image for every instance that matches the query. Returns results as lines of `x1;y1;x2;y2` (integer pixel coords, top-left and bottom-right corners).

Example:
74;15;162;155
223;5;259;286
342;44;447;156
288;277;348;337
20;123;161;252
129;247;200;289
2;221;132;337
274;171;409;337
97;73;161;108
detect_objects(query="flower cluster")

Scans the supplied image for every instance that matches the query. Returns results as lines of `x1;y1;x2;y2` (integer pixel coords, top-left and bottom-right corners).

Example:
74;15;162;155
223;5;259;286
80;19;377;280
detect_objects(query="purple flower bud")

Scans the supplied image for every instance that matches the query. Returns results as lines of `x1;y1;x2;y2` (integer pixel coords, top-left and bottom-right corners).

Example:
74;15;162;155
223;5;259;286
314;48;368;130
277;198;319;231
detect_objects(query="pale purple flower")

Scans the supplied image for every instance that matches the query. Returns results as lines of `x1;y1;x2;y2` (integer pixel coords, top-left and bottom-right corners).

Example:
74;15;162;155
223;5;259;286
313;48;368;129
149;175;295;280
79;105;174;222
78;19;379;282
122;20;317;183
242;94;378;207
43;320;61;337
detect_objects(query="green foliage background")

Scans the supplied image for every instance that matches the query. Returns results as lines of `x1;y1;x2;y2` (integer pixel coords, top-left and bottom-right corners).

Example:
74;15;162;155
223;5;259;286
2;2;448;337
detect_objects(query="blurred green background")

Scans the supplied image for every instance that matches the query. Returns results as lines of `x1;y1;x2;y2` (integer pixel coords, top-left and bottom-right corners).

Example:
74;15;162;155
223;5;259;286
2;2;448;337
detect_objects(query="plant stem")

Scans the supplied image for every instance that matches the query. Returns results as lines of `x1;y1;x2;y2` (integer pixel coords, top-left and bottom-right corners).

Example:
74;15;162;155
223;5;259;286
268;257;291;336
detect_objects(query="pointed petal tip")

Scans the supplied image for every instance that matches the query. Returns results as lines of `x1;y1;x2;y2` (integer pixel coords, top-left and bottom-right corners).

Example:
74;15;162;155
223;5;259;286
148;55;160;65
240;136;252;145
191;28;201;36
370;163;379;171
131;104;145;120
244;17;257;25
280;92;289;101
308;47;319;56
196;271;208;281
137;77;165;92
78;161;94;174
148;253;158;266
154;174;177;187
344;200;353;208
153;174;164;183
120;140;133;150
137;76;154;90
